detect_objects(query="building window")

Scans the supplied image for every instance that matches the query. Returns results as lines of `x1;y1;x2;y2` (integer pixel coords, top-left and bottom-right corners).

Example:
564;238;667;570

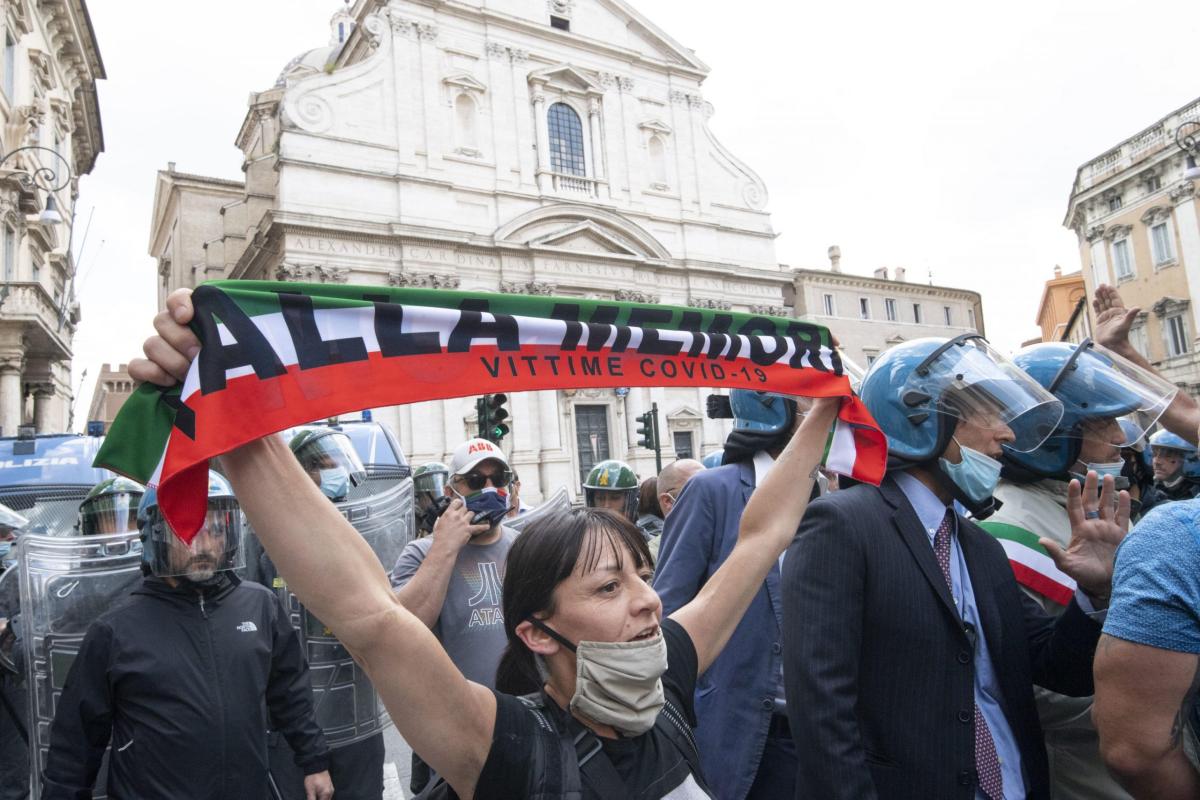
550;15;570;31
1151;221;1175;265
1129;323;1150;359
943;306;953;326
1166;314;1190;357
1112;239;1133;279
673;430;694;460
884;298;897;321
912;303;922;324
454;93;478;151
574;404;610;485
967;308;976;330
548;102;586;176
1146;175;1161;193
858;297;870;319
31;258;39;284
822;293;835;316
1108;194;1123;212
647;134;667;187
2;226;14;283
865;354;878;367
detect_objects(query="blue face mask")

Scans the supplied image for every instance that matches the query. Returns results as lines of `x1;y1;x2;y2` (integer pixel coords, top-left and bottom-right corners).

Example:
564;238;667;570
1082;461;1125;479
456;486;510;526
940;438;1003;504
318;467;350;501
0;541;10;559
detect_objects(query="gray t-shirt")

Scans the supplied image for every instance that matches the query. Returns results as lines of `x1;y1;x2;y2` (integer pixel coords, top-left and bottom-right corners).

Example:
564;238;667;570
390;528;516;688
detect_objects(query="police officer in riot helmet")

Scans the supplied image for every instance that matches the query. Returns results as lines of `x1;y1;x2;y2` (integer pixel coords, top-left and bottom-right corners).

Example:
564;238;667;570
290;428;367;503
583;460;640;523
413;462;451;535
41;471;333;800
78;476;145;536
1141;429;1200;513
265;430;388;800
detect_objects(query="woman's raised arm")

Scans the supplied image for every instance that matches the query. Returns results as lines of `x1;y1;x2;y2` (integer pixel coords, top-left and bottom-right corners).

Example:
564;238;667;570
132;289;496;798
668;396;838;673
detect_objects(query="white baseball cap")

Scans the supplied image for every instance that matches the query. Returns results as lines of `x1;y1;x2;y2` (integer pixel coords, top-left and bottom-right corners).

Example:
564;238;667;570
450;438;510;476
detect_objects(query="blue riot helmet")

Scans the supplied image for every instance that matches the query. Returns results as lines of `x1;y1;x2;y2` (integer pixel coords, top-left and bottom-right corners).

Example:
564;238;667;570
1148;429;1199;483
729;390;795;435
860;334;1063;466
702;451;725;469
289;428;367;502
1119;418;1146;453
79;477;145;536
137;471;244;580
1148;429;1197;456
1003;340;1177;480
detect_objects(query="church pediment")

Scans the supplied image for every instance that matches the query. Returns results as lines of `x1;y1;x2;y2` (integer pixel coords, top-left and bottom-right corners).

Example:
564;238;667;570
527;64;603;96
638;119;673;135
530;221;641;257
442;72;486;93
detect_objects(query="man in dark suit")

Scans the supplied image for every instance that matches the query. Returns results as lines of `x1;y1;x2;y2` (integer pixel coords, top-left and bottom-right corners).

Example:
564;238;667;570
655;390;808;800
782;334;1129;800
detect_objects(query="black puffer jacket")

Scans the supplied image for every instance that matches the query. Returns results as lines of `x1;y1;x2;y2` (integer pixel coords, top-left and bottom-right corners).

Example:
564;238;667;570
41;574;329;800
1140;475;1200;515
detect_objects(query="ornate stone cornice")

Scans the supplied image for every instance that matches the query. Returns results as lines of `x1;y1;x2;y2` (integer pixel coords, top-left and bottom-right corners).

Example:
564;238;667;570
1152;296;1190;318
1140;205;1172;226
388;270;460;289
749;304;789;317
615;288;659;304
388;12;438;41
1085;224;1106;242
276;262;349;283
500;279;557;295
686;296;732;311
1105;223;1133;241
485;42;526;64
1169;180;1196;206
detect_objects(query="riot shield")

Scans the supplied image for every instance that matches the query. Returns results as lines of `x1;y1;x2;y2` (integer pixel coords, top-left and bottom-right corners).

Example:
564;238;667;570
503;486;573;534
0;567;19;675
260;467;414;747
19;531;142;800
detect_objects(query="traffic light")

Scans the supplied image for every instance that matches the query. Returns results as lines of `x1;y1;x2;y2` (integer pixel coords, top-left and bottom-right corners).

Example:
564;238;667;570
635;402;663;474
477;393;511;443
636;410;656;450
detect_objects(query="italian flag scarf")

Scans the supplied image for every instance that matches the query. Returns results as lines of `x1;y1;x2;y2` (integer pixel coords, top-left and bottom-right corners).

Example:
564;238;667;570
96;280;887;541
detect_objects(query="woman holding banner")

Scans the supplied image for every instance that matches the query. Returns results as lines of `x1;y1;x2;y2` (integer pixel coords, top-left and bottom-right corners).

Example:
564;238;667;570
131;288;839;799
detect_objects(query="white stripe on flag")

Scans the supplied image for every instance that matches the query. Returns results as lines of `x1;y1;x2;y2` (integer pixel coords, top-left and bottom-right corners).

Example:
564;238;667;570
999;538;1076;592
824;418;857;475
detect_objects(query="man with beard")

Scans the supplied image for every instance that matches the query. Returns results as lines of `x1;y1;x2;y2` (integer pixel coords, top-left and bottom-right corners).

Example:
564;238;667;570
41;472;333;800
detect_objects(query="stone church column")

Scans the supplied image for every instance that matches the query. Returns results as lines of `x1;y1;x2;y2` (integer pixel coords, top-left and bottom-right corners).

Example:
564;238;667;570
509;391;540;501
533;92;551;192
588;97;605;183
32;384;55;433
0;358;22;437
409;399;446;464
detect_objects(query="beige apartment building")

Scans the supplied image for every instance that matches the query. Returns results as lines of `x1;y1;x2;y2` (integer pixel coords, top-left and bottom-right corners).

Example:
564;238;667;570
1032;266;1090;345
0;0;104;436
788;246;984;370
1064;97;1200;392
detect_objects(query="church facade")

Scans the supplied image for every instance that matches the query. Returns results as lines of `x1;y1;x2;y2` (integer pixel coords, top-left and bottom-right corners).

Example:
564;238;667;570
149;0;794;501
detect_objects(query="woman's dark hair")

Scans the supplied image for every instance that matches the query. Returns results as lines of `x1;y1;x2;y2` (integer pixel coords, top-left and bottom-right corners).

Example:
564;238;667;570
495;507;653;695
637;477;662;519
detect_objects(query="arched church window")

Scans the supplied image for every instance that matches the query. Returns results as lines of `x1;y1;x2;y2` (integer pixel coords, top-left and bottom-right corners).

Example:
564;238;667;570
548;102;586;176
455;93;478;150
648;135;667;186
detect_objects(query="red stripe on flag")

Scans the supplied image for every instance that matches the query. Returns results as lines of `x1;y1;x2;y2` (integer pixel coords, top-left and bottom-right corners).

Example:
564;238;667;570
157;346;884;539
1008;560;1075;606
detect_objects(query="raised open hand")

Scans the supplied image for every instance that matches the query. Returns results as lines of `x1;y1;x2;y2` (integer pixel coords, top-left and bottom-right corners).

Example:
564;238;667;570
1044;470;1130;606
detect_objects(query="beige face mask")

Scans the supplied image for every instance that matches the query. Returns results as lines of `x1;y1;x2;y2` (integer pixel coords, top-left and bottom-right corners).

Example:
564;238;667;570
529;618;668;737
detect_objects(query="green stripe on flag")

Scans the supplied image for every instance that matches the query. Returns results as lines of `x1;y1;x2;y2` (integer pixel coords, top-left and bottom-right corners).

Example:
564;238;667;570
977;520;1051;557
94;384;180;484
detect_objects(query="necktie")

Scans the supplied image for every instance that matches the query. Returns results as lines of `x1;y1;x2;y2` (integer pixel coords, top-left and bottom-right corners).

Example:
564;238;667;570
934;512;1005;800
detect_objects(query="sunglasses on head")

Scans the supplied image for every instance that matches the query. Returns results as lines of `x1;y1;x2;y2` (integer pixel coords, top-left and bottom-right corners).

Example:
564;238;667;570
459;469;514;491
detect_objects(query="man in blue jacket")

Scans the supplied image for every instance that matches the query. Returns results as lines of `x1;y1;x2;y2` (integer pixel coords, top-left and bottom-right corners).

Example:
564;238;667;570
654;390;805;800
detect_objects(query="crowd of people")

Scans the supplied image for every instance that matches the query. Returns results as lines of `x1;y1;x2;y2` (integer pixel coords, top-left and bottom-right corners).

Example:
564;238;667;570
0;281;1196;799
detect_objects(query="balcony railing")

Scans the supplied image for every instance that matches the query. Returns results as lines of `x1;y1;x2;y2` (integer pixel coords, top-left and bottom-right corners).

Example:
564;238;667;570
550;172;599;198
0;281;75;356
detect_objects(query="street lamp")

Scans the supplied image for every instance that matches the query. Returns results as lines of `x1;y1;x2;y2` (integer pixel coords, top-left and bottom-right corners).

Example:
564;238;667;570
0;145;74;309
1177;121;1200;182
